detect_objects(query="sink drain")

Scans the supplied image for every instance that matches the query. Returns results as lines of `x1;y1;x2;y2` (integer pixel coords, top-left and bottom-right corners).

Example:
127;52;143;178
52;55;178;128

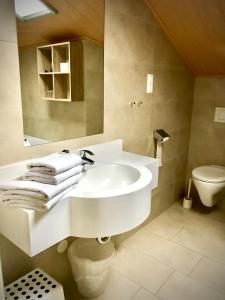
4;268;64;300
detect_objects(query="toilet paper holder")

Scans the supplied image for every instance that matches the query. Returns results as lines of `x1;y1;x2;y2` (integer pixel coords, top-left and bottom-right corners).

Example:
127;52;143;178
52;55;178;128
153;129;170;167
153;129;170;142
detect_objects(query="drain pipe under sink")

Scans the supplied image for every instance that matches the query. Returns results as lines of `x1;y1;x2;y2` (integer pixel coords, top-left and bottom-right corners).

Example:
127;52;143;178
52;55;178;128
96;236;111;244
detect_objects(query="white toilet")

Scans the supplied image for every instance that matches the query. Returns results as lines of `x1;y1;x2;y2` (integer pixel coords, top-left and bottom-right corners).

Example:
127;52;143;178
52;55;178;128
192;165;225;207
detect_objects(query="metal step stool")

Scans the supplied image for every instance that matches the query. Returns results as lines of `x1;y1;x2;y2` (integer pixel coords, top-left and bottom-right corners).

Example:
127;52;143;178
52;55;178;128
4;268;65;300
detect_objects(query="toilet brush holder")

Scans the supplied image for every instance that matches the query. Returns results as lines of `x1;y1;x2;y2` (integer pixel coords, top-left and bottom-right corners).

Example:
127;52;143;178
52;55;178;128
183;178;193;209
4;268;65;300
183;197;192;209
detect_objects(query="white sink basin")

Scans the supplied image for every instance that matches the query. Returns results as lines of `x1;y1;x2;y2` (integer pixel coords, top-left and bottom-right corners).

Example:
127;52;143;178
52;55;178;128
75;163;142;197
69;163;152;238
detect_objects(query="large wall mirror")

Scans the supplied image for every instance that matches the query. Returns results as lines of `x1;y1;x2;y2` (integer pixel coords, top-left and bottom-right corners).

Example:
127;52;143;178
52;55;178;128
15;0;104;147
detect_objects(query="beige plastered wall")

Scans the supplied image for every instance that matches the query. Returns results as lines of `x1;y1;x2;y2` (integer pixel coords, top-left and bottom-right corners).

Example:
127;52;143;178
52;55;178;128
0;0;194;297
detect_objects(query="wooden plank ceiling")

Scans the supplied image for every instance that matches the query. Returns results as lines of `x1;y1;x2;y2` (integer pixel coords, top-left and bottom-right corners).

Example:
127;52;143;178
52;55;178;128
16;0;104;48
145;0;225;75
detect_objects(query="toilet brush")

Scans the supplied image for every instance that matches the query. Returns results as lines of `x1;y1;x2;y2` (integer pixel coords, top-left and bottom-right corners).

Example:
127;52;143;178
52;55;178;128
183;178;193;209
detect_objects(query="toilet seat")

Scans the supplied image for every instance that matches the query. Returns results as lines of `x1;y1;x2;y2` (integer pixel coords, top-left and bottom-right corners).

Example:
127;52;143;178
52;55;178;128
192;165;225;184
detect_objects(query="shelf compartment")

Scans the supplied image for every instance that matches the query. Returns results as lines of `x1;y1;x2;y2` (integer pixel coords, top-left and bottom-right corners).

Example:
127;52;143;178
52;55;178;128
53;42;70;73
38;72;53;75
37;46;53;73
54;73;70;100
39;74;54;99
36;41;77;102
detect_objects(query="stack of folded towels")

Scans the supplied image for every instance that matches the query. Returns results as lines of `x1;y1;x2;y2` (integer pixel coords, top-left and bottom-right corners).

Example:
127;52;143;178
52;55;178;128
0;152;83;211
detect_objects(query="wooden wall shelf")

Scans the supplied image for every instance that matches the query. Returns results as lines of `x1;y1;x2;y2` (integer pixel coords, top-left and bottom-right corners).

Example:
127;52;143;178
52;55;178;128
37;42;72;101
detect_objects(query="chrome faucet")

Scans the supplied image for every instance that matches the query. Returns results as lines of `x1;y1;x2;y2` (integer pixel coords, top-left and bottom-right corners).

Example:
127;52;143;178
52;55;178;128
80;149;95;165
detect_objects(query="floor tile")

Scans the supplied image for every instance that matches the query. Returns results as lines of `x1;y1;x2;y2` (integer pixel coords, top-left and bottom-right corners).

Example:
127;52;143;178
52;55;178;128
190;202;225;224
121;228;201;275
172;221;225;264
131;288;160;300
112;247;173;294
182;213;225;240
157;272;225;300
190;257;225;295
145;215;184;240
65;269;140;300
96;269;140;300
144;202;186;239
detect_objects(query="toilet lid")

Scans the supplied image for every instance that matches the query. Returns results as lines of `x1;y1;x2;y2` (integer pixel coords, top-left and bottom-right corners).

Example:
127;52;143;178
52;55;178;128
192;165;225;183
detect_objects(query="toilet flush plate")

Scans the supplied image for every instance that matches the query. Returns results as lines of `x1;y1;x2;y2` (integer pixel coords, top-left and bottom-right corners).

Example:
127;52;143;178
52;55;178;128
214;107;225;123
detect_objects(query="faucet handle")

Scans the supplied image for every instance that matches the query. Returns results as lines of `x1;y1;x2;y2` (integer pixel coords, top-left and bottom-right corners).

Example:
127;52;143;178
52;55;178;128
80;149;94;158
61;149;70;154
80;149;95;166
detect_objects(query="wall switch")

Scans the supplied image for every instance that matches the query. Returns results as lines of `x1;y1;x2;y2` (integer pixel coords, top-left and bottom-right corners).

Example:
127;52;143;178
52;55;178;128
214;107;225;123
147;74;154;93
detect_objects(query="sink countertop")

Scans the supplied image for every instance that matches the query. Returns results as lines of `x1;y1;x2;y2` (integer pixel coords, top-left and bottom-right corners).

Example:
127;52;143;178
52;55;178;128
0;139;159;256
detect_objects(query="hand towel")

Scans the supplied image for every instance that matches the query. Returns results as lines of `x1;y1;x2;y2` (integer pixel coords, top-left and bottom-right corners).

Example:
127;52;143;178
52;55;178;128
1;185;76;211
27;152;82;175
2;189;46;200
0;173;83;201
23;165;83;185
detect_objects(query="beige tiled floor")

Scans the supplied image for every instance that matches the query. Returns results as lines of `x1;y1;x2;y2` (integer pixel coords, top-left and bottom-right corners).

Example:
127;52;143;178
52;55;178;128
67;202;225;300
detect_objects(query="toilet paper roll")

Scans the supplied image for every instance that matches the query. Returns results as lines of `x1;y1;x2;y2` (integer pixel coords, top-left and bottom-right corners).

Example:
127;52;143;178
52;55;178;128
156;141;163;167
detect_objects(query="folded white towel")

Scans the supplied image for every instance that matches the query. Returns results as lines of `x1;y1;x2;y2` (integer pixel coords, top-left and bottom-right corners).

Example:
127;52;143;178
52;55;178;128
2;189;46;200
1;185;76;211
27;152;82;175
23;165;83;185
0;173;82;203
